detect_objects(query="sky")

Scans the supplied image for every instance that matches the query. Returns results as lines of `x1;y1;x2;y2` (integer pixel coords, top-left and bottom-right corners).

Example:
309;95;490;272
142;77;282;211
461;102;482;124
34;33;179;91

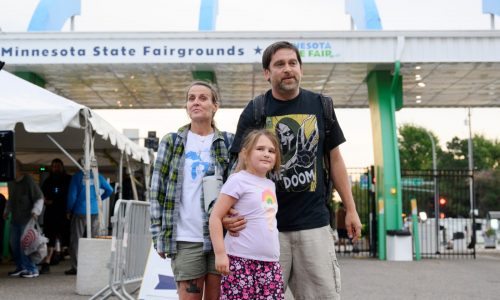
1;0;500;167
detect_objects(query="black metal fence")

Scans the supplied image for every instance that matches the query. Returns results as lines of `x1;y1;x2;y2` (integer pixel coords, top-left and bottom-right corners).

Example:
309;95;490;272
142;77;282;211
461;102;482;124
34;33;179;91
401;169;476;259
335;167;375;257
335;168;475;259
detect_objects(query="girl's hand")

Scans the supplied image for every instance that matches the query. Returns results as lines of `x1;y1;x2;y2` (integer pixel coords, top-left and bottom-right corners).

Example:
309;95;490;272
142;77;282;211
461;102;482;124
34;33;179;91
215;254;230;276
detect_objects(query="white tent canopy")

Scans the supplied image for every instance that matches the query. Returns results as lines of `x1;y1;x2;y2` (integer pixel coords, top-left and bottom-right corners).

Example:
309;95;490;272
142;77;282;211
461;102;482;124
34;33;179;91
0;70;150;166
0;69;151;236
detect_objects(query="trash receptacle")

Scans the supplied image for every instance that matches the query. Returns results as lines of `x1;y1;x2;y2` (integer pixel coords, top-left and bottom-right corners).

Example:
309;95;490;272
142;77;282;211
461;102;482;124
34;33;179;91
386;229;412;261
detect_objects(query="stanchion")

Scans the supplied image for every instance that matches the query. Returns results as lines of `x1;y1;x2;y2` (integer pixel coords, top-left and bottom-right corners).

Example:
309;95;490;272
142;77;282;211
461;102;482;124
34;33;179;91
411;198;421;261
377;198;385;260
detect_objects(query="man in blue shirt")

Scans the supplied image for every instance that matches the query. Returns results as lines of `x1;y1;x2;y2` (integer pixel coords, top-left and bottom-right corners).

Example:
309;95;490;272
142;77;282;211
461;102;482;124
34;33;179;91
65;167;113;275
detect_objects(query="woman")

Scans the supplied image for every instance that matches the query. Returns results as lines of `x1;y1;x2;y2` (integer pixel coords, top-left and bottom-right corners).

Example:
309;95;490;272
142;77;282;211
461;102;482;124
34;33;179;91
4;160;44;278
150;81;233;300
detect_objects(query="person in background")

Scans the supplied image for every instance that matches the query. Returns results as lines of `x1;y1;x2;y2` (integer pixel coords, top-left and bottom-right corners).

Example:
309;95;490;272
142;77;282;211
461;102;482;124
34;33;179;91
210;129;284;299
0;193;6;263
336;202;351;252
3;160;44;278
224;41;362;299
39;158;72;274
149;81;233;300
65;161;113;275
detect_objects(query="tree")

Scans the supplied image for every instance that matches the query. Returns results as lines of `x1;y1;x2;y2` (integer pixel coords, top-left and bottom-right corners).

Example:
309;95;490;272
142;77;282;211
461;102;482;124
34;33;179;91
398;124;440;170
398;125;500;216
475;170;500;214
440;135;500;170
439;137;467;170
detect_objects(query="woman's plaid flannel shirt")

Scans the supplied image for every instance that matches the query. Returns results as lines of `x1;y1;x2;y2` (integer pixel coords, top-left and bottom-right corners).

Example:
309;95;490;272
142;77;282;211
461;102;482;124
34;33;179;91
149;124;234;257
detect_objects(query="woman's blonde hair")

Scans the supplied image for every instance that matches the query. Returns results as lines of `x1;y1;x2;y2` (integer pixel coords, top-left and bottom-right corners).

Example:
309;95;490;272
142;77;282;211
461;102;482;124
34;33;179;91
236;129;281;174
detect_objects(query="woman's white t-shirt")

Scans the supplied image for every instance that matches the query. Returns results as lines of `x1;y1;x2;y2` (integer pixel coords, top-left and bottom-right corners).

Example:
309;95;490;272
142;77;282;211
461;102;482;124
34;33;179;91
176;131;214;242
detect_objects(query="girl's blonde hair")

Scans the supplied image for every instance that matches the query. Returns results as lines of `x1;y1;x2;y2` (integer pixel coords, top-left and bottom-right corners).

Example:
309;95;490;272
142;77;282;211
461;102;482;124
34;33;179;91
236;129;281;174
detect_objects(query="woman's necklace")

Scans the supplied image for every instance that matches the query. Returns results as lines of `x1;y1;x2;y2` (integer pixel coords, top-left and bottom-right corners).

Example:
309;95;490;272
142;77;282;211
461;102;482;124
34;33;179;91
194;132;213;156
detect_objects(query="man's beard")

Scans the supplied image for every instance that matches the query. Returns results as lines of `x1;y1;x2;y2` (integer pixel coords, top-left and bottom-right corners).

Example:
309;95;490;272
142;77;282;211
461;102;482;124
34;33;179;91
278;77;299;92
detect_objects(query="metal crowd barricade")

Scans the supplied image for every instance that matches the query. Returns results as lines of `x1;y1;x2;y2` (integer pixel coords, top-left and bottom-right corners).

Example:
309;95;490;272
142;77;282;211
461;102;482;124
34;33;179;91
91;199;151;300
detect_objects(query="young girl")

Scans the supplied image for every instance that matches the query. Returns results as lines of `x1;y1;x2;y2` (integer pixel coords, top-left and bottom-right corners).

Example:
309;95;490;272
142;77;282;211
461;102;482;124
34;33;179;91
209;129;284;299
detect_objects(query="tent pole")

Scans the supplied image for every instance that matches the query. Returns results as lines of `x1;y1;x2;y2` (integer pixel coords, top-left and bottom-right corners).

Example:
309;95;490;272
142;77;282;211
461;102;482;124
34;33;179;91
46;134;84;171
126;154;139;200
119;152;123;200
84;111;92;239
143;161;151;202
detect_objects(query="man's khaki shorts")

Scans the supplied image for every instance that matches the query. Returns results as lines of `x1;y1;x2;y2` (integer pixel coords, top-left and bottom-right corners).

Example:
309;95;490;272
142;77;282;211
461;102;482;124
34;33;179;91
279;225;341;300
171;241;217;282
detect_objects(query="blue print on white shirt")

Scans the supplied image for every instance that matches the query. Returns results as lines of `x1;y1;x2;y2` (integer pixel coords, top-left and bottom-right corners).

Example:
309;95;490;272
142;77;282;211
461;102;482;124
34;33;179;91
185;151;210;180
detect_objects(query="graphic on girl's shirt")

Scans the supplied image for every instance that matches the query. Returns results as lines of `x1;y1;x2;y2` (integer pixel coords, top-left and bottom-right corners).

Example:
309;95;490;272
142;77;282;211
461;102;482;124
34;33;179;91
267;114;319;193
185;151;210;180
261;188;277;231
261;189;277;206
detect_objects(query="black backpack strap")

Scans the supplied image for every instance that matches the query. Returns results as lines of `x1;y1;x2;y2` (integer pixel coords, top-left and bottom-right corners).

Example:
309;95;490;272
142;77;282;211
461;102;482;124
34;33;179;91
320;94;337;226
319;93;335;175
171;133;178;151
320;94;335;137
221;131;230;149
252;94;267;128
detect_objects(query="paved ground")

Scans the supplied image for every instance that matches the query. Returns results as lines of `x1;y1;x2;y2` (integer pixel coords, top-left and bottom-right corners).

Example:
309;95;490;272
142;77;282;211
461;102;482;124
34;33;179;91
337;249;500;300
1;248;499;299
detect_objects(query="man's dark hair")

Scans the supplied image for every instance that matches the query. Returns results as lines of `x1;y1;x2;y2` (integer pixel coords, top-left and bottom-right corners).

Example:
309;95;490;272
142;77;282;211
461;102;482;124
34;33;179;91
51;158;66;173
52;158;63;166
262;41;302;70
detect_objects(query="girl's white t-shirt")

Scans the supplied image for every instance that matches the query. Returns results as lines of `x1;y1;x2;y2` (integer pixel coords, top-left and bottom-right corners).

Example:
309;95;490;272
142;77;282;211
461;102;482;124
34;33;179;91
176;131;214;242
221;170;280;262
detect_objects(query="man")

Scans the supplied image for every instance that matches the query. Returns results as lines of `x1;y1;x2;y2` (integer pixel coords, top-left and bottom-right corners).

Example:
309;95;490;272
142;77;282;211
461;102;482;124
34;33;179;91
3;160;44;278
40;158;72;273
226;41;362;299
65;162;113;275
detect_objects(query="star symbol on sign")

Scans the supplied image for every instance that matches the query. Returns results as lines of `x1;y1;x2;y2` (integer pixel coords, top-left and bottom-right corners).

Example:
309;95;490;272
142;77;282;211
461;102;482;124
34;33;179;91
254;46;262;54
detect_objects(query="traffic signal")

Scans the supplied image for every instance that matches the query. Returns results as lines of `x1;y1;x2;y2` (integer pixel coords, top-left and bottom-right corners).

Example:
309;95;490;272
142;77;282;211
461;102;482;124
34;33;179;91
144;131;159;152
439;197;447;206
0;131;15;181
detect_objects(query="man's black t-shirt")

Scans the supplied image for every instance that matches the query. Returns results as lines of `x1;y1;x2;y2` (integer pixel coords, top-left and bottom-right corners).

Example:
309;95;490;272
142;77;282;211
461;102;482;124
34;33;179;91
231;89;345;231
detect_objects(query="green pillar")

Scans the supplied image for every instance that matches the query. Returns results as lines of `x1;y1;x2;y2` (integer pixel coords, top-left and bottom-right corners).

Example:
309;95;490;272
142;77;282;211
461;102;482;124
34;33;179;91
192;70;216;84
14;71;46;87
367;70;403;259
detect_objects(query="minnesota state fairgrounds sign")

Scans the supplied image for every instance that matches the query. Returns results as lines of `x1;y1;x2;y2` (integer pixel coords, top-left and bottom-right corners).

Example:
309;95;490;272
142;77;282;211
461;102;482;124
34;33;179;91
0;38;340;64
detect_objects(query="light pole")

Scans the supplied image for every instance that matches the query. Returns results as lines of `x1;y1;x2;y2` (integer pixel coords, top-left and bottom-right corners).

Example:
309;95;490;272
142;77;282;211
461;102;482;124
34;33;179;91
467;108;474;211
467;107;476;249
426;131;440;253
